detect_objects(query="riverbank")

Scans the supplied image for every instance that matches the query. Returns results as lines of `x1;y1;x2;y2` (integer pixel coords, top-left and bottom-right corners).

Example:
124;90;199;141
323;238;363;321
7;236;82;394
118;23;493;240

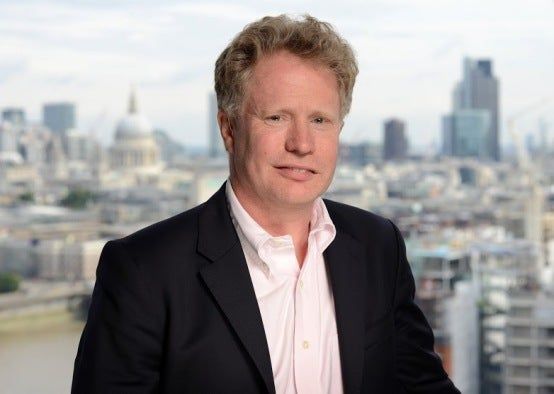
0;308;83;334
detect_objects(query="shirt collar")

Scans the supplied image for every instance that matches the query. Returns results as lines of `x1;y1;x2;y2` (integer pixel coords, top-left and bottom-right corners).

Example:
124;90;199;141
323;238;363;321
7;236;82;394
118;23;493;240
225;180;336;268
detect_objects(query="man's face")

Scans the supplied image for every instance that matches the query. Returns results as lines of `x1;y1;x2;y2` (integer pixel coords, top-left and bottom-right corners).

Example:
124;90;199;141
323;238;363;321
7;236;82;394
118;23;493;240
220;50;342;212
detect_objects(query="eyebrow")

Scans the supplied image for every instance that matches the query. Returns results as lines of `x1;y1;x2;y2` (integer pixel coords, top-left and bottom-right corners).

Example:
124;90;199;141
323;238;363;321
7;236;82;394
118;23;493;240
253;106;337;119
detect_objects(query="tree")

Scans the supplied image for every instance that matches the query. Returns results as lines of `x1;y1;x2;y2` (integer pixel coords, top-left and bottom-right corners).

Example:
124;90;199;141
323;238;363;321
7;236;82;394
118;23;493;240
60;188;97;209
18;191;34;203
0;272;21;293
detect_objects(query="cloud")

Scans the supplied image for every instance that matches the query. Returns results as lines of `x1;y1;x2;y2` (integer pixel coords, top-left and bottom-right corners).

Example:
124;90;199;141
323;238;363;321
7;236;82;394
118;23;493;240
0;58;28;83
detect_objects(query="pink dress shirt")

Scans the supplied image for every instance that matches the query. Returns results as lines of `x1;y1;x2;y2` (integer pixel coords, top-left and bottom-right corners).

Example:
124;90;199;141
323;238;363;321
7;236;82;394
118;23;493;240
225;181;344;394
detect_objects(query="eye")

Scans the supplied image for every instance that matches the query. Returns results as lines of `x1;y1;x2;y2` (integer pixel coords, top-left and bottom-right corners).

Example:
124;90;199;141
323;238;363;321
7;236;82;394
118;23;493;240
266;115;281;122
313;117;326;124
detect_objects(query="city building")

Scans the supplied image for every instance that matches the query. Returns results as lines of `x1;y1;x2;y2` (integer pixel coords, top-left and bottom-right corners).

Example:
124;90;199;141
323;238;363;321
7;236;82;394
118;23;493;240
451;57;500;161
504;288;554;394
109;90;162;173
153;129;186;164
339;141;382;166
472;240;541;394
43;102;76;135
208;92;226;158
383;118;408;161
1;108;26;126
442;109;490;158
0;121;18;154
408;244;474;383
64;129;96;163
446;280;480;394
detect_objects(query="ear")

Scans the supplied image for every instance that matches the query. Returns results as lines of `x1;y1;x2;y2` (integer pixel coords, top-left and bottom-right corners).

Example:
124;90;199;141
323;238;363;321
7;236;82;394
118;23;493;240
218;110;235;154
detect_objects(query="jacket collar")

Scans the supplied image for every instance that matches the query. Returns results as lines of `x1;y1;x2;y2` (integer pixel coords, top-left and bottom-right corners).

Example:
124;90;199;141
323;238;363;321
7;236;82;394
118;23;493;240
197;182;368;394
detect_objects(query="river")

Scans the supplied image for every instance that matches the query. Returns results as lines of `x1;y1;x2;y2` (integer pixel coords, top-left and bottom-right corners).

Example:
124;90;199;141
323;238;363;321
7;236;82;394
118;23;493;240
0;314;84;394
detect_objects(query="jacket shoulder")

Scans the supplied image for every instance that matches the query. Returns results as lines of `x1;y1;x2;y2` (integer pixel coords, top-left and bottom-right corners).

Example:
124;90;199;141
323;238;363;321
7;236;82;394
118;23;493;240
114;203;205;255
323;199;396;242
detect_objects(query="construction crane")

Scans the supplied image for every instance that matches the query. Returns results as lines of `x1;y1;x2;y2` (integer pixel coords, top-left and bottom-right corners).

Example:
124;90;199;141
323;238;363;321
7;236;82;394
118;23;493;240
506;97;552;172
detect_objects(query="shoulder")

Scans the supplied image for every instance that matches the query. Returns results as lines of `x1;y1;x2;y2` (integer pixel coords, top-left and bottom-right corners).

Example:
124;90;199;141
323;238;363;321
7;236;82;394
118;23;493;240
323;198;397;241
102;203;206;275
120;203;204;249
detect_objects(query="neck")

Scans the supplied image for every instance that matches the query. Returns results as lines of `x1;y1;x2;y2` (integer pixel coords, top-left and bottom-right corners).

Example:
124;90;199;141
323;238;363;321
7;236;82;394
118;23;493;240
229;178;312;266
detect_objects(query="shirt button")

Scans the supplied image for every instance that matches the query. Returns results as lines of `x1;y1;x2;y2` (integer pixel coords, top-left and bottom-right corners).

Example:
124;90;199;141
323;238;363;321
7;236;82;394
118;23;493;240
299;280;304;289
302;340;310;349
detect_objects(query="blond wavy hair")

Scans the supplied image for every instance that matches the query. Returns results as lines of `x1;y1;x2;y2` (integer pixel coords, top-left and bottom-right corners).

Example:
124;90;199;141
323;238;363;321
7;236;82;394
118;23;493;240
214;14;358;121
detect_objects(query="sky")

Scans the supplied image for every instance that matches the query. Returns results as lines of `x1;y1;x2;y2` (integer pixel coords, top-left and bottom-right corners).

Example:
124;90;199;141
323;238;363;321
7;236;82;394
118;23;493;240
0;0;553;152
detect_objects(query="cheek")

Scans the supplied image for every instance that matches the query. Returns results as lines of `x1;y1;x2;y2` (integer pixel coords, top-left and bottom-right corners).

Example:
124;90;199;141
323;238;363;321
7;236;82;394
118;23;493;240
320;139;339;163
253;136;280;164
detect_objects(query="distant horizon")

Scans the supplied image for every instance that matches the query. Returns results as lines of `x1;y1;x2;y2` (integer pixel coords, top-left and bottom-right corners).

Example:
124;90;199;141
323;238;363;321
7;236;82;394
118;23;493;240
1;108;536;157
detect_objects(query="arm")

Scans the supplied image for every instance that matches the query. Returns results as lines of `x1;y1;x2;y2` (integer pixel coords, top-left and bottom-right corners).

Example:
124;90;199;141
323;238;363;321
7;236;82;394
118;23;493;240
71;240;164;394
389;220;460;394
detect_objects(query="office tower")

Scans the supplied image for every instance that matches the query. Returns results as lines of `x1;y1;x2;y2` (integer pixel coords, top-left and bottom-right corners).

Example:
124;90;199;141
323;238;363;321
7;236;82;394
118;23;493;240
383;118;408;161
504;288;554;394
451;58;500;161
1;108;26;126
43;102;76;135
442;109;490;158
0;122;18;153
208;93;226;158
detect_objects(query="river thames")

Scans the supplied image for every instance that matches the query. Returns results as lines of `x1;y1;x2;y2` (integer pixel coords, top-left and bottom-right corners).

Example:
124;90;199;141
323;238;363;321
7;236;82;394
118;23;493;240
0;314;84;394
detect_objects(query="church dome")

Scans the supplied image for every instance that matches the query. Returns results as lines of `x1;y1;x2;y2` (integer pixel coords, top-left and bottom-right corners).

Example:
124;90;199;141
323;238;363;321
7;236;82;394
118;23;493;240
115;113;153;140
114;89;153;140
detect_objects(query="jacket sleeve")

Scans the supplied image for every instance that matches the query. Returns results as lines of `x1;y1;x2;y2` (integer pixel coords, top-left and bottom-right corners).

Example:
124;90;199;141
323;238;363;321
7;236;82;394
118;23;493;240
388;220;461;394
71;240;164;394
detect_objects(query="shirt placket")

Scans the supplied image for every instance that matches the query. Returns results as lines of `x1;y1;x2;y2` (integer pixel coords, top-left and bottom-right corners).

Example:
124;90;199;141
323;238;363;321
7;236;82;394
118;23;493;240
293;240;320;393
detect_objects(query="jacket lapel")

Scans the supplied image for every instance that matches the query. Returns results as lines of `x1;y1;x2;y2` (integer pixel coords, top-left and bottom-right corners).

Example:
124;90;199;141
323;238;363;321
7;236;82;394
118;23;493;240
324;230;368;394
197;183;275;394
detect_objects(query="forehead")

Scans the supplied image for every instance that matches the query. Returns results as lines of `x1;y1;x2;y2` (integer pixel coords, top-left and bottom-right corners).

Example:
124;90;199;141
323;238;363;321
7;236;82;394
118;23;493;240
243;50;340;108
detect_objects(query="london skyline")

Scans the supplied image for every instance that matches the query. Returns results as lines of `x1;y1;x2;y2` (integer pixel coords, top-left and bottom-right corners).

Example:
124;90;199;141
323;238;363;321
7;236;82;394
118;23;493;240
0;0;552;151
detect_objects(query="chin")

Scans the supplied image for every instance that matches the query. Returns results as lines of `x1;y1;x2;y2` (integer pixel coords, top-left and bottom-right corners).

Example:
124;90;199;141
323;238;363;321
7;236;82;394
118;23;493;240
276;188;322;207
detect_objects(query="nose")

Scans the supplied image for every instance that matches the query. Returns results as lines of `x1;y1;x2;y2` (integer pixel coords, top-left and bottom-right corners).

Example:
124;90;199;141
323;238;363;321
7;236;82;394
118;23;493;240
285;120;314;155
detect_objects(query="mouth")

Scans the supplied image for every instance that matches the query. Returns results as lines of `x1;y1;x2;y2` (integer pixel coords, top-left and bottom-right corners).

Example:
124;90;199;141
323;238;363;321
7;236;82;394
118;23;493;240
275;165;317;174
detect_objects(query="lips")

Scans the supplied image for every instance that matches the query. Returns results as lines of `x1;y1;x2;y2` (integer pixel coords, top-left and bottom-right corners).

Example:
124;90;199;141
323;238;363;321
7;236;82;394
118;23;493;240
275;165;316;174
274;165;317;181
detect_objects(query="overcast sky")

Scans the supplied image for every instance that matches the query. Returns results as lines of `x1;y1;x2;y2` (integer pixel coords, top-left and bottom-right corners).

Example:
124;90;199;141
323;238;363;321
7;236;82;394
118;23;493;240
0;0;552;152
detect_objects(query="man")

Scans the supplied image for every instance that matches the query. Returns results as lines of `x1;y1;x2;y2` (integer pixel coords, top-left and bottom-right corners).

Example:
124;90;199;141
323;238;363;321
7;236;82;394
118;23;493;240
72;14;460;393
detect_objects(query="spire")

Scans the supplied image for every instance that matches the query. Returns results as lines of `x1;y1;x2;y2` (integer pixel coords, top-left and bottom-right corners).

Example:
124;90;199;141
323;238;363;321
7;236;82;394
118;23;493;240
128;86;137;114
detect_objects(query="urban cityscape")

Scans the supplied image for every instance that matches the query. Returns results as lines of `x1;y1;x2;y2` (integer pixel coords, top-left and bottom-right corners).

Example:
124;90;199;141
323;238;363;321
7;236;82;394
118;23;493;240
1;54;553;393
1;3;553;394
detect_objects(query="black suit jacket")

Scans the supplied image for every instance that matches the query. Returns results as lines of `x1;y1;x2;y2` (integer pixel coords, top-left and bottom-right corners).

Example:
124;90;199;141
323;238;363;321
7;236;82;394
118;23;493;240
72;182;460;393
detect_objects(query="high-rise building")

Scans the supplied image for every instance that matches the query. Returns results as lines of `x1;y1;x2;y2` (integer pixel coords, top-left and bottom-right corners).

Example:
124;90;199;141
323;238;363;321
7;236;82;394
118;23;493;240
504;288;554;394
383;118;408;161
0;122;18;153
442;109;490;158
451;58;500;161
208;93;226;158
43;102;76;135
1;108;26;126
472;240;540;394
